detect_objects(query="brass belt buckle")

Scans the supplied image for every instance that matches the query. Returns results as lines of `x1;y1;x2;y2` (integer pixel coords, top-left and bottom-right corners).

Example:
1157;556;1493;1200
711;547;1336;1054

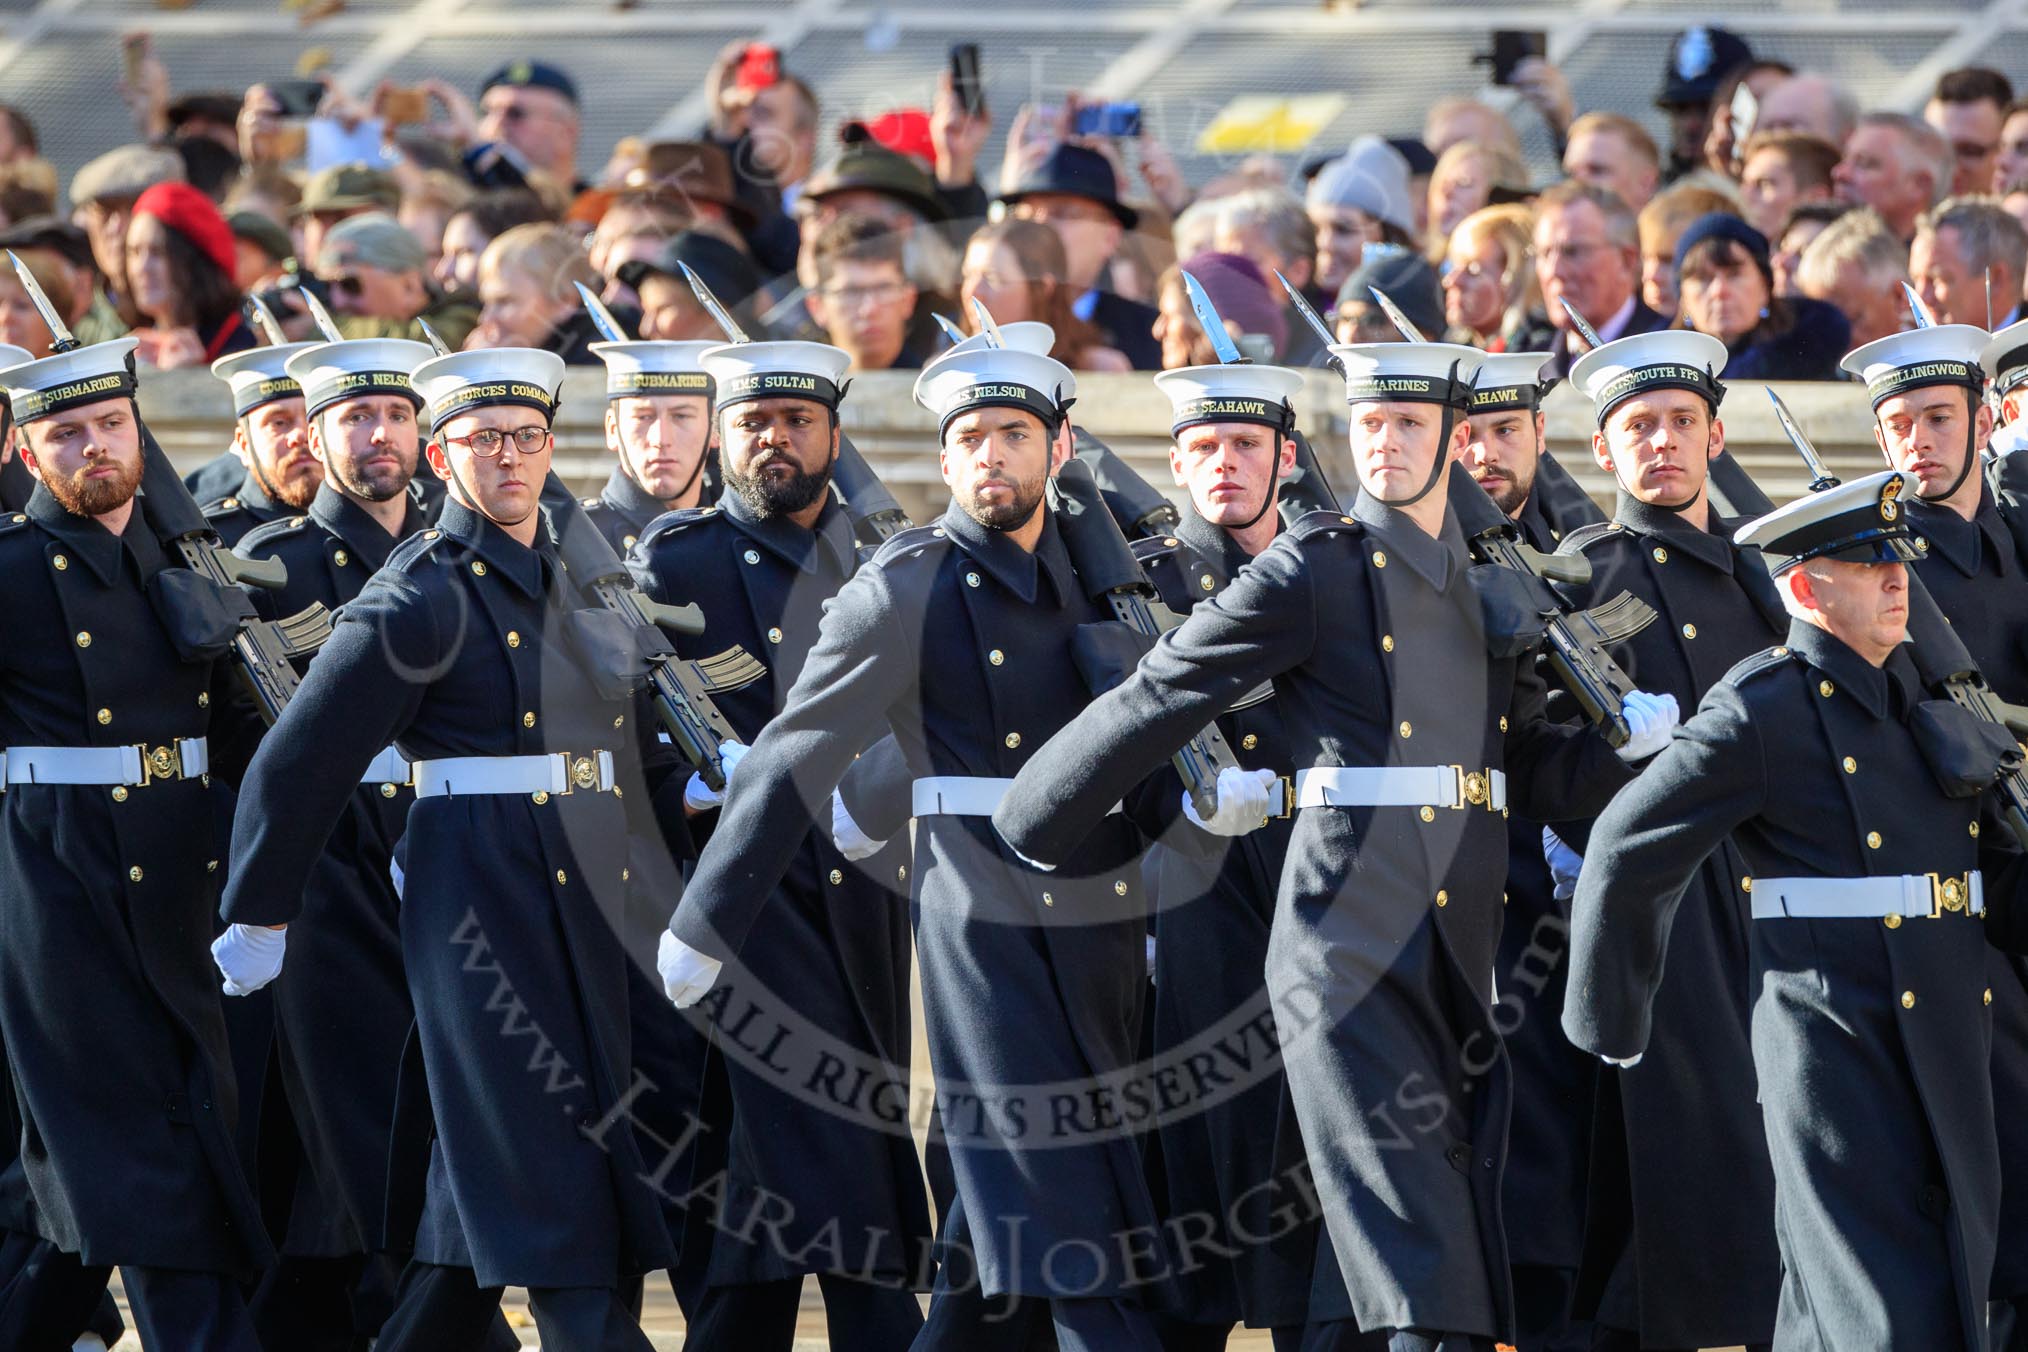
1462;767;1492;809
1446;764;1468;810
562;753;600;794
1272;774;1295;819
1925;871;1969;918
138;743;181;786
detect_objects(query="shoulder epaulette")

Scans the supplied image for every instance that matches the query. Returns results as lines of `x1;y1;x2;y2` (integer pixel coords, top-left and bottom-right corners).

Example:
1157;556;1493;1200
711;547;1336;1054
870;522;952;569
1557;521;1624;556
636;503;720;552
1130;533;1185;565
1722;643;1799;689
200;495;248;519
1283;509;1365;542
237;514;311;553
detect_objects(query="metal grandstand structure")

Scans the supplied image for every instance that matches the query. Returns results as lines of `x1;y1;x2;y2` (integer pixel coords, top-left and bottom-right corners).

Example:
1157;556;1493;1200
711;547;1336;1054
3;0;2024;195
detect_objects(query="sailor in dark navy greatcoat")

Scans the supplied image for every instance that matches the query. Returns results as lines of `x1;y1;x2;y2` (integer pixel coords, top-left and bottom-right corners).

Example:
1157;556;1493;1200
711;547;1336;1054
628;336;930;1350
1123;356;1318;1352
657;337;1258;1351
227;336;437;1349
1567;470;2028;1352
1552;330;1785;1352
217;346;687;1351
995;339;1680;1351
582;337;716;554
0;337;271;1350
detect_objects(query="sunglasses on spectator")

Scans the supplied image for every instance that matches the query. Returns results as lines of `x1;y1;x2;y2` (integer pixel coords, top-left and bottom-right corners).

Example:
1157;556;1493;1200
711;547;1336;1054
441;426;552;456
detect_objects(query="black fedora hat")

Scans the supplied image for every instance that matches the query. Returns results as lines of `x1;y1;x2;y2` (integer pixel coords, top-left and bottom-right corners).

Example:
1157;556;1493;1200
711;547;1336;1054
998;143;1138;230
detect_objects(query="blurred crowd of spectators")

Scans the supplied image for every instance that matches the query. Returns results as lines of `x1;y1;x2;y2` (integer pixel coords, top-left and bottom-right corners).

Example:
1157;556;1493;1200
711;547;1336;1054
0;27;2020;386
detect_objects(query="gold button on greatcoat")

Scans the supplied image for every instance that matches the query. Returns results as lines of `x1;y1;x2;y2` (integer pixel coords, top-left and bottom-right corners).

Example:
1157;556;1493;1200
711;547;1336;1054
522;711;536;728
128;866;143;882
1901;991;1916;1009
1004;732;1021;749
1866;831;1882;849
470;561;486;576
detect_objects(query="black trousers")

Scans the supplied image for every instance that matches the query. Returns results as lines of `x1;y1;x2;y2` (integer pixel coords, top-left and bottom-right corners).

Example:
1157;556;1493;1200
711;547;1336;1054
0;1231;258;1352
374;1258;649;1352
677;1272;924;1351
911;1277;1162;1352
0;1230;123;1348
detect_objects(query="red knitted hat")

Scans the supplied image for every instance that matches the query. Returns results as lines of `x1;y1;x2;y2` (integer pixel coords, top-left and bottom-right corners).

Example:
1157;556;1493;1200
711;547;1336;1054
133;181;236;277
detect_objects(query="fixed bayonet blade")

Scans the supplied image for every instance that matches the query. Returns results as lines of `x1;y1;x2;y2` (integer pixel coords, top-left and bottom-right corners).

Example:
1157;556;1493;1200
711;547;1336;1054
679;262;750;343
1277;268;1336;350
573;281;631;343
246;293;290;347
8;251;76;352
1902;281;1938;330
298;286;345;343
1369;286;1427;344
417;318;451;356
932;311;967;346
1559;298;1604;353
1765;387;1842;490
1182;269;1247;365
969;297;1005;349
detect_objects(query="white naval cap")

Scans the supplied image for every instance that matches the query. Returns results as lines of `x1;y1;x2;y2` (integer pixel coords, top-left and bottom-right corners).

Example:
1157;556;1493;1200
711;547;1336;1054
411;346;566;433
212;342;317;418
913;342;1075;436
1152;362;1306;437
1734;470;1921;574
1839;325;1988;408
700;340;853;412
285;338;433;418
1328;341;1481;408
1465;350;1555;414
1979;316;2028;399
0;337;140;425
935;321;1077;399
590;339;718;402
1569;329;1727;427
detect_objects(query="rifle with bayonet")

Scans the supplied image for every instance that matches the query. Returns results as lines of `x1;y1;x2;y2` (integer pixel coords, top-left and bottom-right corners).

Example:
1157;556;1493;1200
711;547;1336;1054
680;262;912;547
8;251;331;724
1050;456;1253;816
1741;389;2028;846
1372;290;1659;746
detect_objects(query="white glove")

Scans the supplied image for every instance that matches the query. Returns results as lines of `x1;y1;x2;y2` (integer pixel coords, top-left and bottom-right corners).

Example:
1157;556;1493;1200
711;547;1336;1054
1542;827;1584;902
1614;690;1680;763
659;929;722;1008
831;789;887;861
1181;766;1279;837
683;740;750;811
212;923;287;997
1602;1052;1644;1069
